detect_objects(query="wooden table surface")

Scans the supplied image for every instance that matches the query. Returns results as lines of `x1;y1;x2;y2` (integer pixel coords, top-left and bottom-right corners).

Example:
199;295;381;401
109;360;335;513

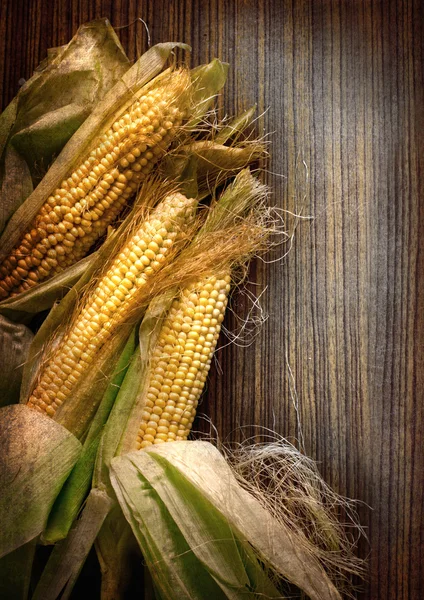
1;1;423;598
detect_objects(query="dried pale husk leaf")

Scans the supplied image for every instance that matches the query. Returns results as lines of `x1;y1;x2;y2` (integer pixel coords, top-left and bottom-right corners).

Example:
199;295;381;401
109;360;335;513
0;315;33;406
110;449;283;599
0;252;97;324
214;105;258;145
110;457;230;600
42;326;138;544
0;97;18;159
165;142;265;200
163;106;264;199
32;488;113;600
0;252;97;323
111;442;341;600
0;145;33;236
187;59;229;128
0;19;130;236
0;404;81;558
95;504;144;600
0;40;190;265
185;142;266;196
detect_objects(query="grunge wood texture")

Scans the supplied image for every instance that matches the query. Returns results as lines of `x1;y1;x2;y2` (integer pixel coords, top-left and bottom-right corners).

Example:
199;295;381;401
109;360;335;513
1;1;423;598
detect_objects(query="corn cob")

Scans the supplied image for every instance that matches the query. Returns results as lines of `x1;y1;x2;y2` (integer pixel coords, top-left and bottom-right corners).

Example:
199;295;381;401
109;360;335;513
135;273;231;449
0;69;191;300
27;191;197;418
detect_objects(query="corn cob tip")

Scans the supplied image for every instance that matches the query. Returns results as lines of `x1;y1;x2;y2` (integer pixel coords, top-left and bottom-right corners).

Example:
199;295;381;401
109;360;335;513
0;69;192;300
26;189;198;427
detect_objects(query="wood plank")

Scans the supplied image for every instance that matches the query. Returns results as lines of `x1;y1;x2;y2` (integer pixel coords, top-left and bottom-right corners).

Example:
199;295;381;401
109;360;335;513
1;1;422;597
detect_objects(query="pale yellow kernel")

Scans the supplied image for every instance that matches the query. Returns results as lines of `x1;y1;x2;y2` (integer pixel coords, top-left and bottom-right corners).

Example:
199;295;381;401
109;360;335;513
160;411;173;422
144;248;156;261
142;434;154;444
139;255;150;266
145;427;157;436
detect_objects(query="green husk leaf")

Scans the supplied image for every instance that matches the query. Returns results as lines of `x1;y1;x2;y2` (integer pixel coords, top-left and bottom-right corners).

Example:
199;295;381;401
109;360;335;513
0;252;97;324
111;442;341;600
0;19;130;236
0;405;81;558
32;489;113;600
92;346;142;495
0;40;190;264
110;455;228;600
42;326;138;544
0;315;33;406
234;537;287;599
52;322;134;439
0;538;37;600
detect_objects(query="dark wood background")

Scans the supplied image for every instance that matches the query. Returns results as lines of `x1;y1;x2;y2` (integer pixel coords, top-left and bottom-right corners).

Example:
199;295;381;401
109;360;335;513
1;1;423;598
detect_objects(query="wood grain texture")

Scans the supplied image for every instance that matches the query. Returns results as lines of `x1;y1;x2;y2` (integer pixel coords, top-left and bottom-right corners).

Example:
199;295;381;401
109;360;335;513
1;1;423;598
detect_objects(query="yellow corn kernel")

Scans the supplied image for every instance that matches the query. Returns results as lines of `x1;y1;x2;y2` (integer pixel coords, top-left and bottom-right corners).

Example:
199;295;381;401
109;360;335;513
135;273;231;449
0;70;190;299
27;192;197;417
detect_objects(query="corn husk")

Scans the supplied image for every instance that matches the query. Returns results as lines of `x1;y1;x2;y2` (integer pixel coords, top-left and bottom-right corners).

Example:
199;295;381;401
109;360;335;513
186;59;228;128
0;405;81;558
0;253;97;324
164;105;265;199
32;489;114;600
24;168;272;599
0;19;129;237
94;505;144;600
0;104;262;325
110;442;341;600
0;315;33;406
42;325;139;544
0;538;36;600
0;40;190;265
